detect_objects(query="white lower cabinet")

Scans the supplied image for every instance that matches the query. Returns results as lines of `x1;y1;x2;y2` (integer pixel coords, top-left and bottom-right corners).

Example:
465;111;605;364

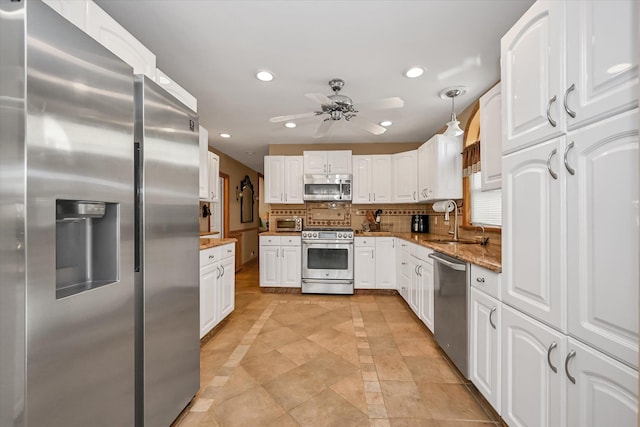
259;235;301;287
470;288;501;413
355;237;396;289
501;305;565;427
416;254;434;332
396;240;411;301
200;243;235;338
501;304;638;427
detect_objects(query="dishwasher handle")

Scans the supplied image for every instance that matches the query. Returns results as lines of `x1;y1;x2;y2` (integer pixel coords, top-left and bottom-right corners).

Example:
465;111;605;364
428;253;467;271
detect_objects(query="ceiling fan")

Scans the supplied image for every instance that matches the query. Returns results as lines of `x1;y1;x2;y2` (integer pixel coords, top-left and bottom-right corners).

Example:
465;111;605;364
269;78;404;138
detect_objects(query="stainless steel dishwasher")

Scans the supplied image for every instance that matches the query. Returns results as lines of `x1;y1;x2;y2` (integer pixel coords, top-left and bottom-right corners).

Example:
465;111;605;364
429;252;470;379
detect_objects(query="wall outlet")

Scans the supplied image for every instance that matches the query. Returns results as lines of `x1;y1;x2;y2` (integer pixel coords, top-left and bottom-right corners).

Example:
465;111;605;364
435;217;438;225
250;250;255;257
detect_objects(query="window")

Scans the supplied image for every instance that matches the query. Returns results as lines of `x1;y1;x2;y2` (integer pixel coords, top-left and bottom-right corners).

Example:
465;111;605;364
470;172;501;227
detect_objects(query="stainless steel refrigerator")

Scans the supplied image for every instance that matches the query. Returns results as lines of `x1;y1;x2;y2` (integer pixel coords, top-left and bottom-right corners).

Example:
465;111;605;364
134;75;200;427
0;1;200;426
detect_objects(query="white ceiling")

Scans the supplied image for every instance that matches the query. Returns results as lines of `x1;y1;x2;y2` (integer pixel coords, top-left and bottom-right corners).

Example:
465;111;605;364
96;0;534;173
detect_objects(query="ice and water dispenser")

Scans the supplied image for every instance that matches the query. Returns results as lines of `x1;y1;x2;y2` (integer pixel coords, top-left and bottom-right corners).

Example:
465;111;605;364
55;200;119;299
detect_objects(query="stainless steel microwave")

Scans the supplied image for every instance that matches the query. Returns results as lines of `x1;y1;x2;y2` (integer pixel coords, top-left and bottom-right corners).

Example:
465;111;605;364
303;174;352;201
275;217;303;232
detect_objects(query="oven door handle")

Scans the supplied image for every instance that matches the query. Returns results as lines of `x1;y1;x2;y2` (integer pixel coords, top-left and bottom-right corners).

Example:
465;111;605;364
428;253;467;271
303;240;354;246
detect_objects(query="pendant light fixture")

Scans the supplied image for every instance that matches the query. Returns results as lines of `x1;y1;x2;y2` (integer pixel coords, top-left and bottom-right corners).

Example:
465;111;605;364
440;86;466;137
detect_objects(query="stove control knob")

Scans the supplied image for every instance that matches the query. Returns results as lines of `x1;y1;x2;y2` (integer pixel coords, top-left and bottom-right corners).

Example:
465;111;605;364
348;232;353;238
338;233;342;238
313;233;318;238
302;232;307;238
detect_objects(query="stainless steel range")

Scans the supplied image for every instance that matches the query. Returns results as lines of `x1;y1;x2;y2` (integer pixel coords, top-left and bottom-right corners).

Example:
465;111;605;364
301;228;354;294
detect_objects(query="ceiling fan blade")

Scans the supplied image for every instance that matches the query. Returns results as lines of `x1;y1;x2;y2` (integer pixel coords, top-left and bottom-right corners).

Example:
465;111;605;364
313;119;334;138
305;92;333;105
357;97;404;110
350;116;387;135
269;111;319;123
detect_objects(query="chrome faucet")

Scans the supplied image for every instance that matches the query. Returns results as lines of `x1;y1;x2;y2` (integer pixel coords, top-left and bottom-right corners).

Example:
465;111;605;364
476;225;489;245
446;200;459;241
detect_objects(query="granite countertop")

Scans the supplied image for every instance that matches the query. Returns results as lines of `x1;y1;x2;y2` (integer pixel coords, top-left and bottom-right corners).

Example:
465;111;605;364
358;231;502;272
200;237;237;250
200;231;220;236
259;231;302;236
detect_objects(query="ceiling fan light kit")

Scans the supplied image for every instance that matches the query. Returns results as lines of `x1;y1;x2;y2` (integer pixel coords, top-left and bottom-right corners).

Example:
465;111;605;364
269;78;404;138
440;86;466;137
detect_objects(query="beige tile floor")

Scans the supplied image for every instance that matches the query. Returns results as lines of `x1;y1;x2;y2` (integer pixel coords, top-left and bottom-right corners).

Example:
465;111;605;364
176;259;503;427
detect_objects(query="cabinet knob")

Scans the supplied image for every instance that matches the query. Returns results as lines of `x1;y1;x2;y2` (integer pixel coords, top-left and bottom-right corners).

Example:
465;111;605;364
476;277;485;283
209;255;214;259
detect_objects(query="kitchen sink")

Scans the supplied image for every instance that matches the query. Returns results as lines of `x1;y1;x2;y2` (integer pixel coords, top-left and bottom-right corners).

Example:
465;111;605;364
422;238;478;245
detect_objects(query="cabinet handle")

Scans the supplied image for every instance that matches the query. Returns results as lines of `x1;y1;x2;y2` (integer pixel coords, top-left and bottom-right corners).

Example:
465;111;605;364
413;191;416;200
546;95;557;127
564;141;575;175
418;265;423;277
415;265;419;275
369;193;371;202
220;264;225;277
328;164;331;173
371;250;374;259
476;277;485;283
373;193;376;201
280;193;283;202
209;255;215;259
216;266;221;279
547;148;558;180
565;350;576;384
489;306;497;329
547;341;558;373
401;262;407;265
563;83;576;118
285;193;287;202
276;248;279;257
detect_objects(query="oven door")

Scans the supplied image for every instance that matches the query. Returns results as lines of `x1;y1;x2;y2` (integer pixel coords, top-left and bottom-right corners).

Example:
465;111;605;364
302;240;353;280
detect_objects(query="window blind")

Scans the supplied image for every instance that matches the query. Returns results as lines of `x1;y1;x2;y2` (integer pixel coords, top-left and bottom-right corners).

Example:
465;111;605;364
470;172;501;227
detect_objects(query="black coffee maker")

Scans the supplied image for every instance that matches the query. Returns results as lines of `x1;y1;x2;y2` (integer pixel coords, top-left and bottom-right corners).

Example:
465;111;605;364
411;214;429;233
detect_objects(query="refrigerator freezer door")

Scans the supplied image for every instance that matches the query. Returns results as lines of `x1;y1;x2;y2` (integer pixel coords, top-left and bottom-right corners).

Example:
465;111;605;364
24;1;136;425
135;75;200;426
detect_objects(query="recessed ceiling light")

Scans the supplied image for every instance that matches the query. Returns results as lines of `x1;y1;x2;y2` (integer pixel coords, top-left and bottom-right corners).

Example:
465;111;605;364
245;151;255;155
379;121;393;127
256;71;274;82
284;122;296;128
405;67;425;78
220;133;231;138
607;63;632;74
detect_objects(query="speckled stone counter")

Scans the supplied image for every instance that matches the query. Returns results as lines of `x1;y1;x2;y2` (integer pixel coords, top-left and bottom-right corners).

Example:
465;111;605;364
259;231;302;237
199;237;237;250
359;232;502;272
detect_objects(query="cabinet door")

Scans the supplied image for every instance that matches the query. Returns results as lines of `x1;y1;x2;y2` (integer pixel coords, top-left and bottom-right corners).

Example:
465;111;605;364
327;150;352;174
566;1;638;130
408;257;419;314
208;152;219;202
284;156;304;204
375;238;396;289
354;246;376;289
392;150;418;202
470;288;501;413
433;135;463;200
421;138;438;200
43;0;89;32
417;142;430;201
501;0;565;153
480;83;503;190
566;338;638;427
259;246;279;287
352;156;372;204
280;245;301;288
200;263;219;338
264;156;284;204
218;257;235;321
502;137;565;331
396;243;410;301
371;155;392;203
418;260;434;332
303;151;327;174
85;1;156;78
566;110;639;368
199;126;209;199
501;306;565;427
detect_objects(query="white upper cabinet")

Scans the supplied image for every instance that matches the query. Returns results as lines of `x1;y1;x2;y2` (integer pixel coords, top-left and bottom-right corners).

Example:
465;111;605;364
43;0;89;30
155;69;198;112
85;1;156;79
208;151;219;202
565;1;638;131
199;126;209;200
352;155;392;204
501;0;566;153
417;135;462;202
392;150;418;202
479;83;503;190
502;137;565;331
566;110;639;368
264;156;303;204
502;0;638;153
303;150;352;175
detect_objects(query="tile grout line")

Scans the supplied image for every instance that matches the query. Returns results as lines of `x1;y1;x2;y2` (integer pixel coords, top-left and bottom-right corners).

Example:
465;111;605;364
189;300;279;413
351;303;390;427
